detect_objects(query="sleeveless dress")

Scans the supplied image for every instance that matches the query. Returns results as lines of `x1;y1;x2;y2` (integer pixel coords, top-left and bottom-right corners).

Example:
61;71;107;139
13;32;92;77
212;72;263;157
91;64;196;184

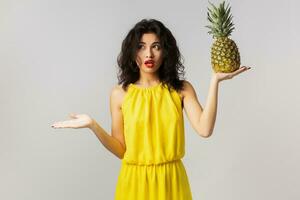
114;82;193;200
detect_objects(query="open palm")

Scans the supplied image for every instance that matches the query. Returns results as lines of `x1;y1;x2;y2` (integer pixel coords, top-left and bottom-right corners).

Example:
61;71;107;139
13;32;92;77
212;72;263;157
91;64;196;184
51;113;93;129
214;66;251;82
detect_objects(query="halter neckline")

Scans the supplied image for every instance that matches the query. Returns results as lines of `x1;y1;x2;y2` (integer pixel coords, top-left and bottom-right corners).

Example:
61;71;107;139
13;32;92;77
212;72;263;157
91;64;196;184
129;82;162;90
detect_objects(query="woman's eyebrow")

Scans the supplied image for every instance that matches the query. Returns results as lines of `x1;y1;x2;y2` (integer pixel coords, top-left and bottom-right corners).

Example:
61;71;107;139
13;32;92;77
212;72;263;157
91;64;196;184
138;41;161;44
152;42;161;45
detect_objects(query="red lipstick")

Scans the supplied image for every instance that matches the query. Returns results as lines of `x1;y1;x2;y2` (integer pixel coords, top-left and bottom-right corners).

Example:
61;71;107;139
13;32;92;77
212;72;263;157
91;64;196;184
144;60;154;68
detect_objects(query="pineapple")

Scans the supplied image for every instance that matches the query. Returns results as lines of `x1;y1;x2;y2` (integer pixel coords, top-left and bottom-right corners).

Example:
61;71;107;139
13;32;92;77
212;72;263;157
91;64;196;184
206;1;240;73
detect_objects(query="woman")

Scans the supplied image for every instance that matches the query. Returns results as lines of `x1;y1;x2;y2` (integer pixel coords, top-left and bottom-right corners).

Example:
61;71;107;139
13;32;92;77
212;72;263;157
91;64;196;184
51;18;251;199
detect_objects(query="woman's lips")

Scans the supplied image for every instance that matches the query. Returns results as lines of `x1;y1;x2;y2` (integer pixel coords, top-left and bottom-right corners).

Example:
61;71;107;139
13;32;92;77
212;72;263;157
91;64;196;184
145;60;154;68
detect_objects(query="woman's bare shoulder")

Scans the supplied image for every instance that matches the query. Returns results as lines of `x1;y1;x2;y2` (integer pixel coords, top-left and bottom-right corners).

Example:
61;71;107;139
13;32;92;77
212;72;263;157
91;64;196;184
178;80;194;99
110;84;127;107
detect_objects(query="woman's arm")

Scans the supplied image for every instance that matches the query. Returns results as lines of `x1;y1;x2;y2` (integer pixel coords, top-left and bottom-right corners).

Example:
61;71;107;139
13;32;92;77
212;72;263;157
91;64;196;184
89;85;126;159
198;76;219;137
182;66;251;138
89;120;125;159
182;78;218;138
51;85;127;159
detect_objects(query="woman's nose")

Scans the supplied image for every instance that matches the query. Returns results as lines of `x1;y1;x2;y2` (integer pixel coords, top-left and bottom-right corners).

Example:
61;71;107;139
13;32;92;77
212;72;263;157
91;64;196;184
146;48;154;58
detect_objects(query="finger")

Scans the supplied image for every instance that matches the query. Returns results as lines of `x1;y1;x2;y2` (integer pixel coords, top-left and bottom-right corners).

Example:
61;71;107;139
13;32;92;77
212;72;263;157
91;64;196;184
240;66;251;71
69;113;77;119
232;66;249;76
51;121;73;128
51;122;65;128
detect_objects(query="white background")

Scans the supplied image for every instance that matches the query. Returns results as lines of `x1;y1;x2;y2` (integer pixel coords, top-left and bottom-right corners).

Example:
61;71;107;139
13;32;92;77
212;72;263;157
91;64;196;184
1;0;299;199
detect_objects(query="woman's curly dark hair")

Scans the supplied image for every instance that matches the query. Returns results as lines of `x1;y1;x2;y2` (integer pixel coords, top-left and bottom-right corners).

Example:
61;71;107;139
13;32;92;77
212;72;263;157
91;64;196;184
117;18;186;92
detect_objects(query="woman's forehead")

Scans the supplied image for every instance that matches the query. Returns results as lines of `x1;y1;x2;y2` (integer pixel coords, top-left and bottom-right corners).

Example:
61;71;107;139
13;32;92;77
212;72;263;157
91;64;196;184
140;33;160;43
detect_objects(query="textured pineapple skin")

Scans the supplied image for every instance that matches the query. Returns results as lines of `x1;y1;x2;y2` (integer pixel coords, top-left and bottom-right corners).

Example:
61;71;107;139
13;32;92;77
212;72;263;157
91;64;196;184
211;37;240;73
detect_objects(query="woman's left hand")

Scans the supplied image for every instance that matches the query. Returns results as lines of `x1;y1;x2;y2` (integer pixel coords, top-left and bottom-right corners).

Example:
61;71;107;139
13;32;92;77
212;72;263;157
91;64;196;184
213;66;251;83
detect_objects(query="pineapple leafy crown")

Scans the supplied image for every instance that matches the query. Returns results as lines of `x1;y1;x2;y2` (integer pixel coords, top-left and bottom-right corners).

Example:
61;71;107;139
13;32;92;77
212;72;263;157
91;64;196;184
205;1;235;38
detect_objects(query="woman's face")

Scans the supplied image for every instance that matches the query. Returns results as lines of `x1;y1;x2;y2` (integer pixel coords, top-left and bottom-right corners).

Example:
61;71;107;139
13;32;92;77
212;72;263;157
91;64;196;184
135;33;163;74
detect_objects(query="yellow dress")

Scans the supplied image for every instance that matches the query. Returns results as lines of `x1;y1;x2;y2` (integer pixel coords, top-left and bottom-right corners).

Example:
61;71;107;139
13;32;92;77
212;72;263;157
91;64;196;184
115;82;193;200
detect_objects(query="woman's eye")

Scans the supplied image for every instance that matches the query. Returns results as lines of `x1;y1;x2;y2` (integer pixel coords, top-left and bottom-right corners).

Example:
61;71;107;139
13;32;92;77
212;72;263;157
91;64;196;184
153;45;161;50
137;44;160;50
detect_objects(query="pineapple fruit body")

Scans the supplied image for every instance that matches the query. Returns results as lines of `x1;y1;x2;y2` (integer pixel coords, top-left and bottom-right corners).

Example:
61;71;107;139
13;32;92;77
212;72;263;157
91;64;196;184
211;37;240;73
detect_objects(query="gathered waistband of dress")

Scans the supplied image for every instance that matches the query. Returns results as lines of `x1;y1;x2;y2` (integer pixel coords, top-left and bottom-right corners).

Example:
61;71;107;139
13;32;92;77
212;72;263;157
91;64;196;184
121;158;182;166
